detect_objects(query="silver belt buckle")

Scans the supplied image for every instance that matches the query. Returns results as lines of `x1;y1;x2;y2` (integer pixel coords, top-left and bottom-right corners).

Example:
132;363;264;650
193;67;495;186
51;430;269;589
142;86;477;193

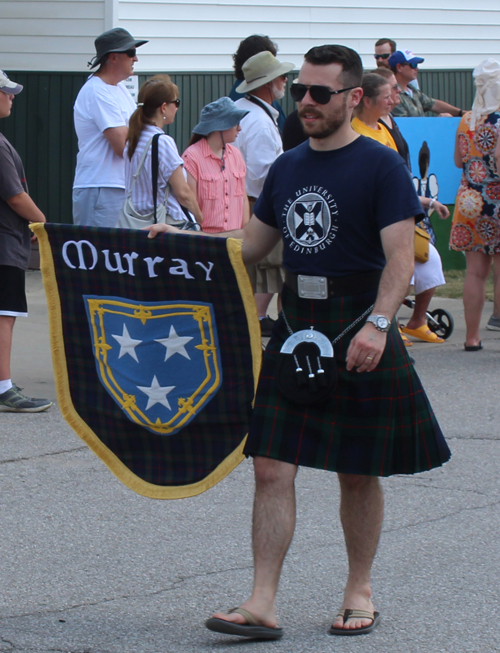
297;275;328;300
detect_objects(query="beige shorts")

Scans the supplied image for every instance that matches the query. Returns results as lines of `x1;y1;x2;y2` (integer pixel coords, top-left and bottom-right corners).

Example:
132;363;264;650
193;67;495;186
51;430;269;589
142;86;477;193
246;242;284;293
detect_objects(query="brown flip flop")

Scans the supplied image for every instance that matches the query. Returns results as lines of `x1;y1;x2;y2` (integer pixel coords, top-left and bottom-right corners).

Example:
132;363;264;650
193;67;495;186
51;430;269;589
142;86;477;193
328;608;380;636
206;607;283;640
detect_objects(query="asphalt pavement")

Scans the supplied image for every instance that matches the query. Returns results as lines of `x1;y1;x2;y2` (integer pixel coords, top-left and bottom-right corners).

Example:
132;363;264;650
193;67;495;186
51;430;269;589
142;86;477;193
1;270;499;653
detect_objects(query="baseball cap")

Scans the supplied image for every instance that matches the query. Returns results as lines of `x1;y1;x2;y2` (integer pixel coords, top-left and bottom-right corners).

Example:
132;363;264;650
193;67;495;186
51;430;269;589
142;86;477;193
388;49;425;68
0;70;23;95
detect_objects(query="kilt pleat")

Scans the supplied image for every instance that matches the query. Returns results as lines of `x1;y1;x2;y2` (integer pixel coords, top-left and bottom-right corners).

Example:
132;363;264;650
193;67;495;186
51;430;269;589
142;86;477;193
244;285;451;476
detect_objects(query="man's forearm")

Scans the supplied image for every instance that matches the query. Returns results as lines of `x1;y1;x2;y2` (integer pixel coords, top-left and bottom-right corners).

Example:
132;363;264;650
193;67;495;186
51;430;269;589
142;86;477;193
372;245;414;321
6;192;46;223
432;100;463;117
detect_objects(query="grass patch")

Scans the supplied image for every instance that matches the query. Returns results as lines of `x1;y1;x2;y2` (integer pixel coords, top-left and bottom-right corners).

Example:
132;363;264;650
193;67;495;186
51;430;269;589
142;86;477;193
434;269;495;300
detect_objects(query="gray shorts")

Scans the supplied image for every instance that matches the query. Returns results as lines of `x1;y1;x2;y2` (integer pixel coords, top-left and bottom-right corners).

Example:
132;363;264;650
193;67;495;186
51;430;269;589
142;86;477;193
72;187;125;228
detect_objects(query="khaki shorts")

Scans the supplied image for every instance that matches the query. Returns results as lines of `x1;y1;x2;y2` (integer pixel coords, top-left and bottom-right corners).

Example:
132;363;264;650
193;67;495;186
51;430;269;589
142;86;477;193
246;242;284;293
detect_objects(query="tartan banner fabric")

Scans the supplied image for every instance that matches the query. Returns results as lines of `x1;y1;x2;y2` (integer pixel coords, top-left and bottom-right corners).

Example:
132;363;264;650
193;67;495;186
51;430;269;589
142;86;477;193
33;224;261;499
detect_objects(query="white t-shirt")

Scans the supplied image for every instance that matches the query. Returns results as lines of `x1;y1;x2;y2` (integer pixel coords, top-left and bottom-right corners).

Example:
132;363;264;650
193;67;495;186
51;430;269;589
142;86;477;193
234;96;283;199
73;76;136;189
124;125;187;222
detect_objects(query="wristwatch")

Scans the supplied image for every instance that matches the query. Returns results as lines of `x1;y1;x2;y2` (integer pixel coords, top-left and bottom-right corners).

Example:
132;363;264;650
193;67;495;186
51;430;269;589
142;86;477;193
366;315;391;332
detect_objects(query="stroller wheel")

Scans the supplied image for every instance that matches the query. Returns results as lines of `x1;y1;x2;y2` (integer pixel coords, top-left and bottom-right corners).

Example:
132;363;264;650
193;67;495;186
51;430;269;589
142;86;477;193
427;308;454;339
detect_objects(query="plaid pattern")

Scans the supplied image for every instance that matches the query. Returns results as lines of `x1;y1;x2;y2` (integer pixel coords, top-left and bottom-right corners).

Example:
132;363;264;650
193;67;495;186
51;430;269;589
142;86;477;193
245;285;451;476
391;88;435;117
45;224;256;487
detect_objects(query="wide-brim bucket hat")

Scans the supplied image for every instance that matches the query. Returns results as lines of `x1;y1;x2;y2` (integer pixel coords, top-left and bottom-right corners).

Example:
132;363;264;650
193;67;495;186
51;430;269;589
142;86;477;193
236;51;295;94
88;28;148;68
0;70;23;95
192;96;249;135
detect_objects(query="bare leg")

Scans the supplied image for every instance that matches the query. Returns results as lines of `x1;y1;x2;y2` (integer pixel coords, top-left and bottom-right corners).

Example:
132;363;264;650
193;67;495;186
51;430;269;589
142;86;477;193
463;251;491;347
255;293;273;319
492;254;500;317
0;315;15;381
331;473;384;631
405;287;435;330
212;457;298;627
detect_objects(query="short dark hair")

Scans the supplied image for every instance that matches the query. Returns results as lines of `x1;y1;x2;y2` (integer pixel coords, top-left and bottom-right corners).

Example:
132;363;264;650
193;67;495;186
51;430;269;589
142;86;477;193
303;45;363;88
233;35;278;80
375;38;397;53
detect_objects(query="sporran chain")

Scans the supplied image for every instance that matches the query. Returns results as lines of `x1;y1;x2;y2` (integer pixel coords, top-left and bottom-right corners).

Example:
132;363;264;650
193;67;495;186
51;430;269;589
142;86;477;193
280;303;375;348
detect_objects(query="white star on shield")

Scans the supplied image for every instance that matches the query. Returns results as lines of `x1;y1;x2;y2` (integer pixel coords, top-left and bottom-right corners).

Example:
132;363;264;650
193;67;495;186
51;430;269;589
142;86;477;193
137;375;175;411
155;325;193;361
111;323;142;362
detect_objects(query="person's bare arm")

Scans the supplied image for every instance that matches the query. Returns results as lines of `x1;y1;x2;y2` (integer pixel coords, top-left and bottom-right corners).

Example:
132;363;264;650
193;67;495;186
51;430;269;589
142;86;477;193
147;213;281;265
346;217;414;373
186;170;198;196
242;194;250;227
495;135;500;174
432;100;463;117
421;197;450;219
103;126;128;157
168;166;203;224
6;192;46;223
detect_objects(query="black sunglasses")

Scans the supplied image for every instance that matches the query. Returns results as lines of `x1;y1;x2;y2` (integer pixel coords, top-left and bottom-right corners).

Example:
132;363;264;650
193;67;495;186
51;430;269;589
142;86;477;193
117;48;136;58
374;53;391;60
170;98;181;108
406;62;419;69
290;83;356;104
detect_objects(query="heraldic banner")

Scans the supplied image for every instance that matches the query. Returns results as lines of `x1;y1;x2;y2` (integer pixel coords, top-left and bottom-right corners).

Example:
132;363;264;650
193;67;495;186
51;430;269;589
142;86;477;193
32;224;261;499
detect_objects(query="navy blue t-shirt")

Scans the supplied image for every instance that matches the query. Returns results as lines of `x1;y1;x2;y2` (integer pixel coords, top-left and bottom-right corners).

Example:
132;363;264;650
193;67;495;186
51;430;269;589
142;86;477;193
254;135;423;277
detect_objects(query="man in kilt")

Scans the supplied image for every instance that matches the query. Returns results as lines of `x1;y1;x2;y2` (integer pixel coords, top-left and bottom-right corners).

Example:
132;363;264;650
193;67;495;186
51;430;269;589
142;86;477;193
149;44;450;639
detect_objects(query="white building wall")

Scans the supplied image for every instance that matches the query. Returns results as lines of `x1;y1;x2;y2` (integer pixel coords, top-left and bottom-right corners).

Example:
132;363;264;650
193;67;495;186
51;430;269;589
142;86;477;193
1;0;499;72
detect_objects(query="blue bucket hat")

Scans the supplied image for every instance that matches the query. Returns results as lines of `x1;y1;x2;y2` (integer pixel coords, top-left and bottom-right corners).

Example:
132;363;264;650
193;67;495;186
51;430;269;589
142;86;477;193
192;97;249;135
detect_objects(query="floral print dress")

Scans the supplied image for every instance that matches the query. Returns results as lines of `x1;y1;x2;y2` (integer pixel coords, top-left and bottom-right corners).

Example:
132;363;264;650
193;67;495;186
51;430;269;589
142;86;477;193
450;111;500;253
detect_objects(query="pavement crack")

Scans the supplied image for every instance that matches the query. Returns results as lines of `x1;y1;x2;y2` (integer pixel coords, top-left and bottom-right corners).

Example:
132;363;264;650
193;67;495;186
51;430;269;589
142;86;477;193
394;479;494;498
0;564;253;622
0;446;87;466
383;498;500;534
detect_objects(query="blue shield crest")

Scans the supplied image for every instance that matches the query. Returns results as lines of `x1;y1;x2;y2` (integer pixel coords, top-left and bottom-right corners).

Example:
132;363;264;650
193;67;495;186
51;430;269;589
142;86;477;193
84;296;222;435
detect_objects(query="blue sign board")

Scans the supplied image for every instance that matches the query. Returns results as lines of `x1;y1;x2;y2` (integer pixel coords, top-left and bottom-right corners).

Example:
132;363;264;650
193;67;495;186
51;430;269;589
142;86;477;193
395;117;463;204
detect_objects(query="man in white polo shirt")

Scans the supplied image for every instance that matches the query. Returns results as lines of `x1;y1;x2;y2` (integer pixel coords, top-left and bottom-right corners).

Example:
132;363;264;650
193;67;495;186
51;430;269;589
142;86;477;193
72;28;148;227
234;52;294;335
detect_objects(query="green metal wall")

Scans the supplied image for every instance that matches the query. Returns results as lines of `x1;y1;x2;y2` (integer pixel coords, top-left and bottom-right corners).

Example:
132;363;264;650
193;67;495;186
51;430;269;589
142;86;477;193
0;68;475;267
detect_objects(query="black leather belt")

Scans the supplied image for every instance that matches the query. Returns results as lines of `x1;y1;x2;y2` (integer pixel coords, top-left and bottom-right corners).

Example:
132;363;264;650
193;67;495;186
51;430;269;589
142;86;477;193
284;269;381;299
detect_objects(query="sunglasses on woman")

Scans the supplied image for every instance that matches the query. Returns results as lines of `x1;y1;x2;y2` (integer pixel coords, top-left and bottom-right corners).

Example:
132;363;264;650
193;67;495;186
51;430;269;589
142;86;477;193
290;83;356;104
170;99;181;108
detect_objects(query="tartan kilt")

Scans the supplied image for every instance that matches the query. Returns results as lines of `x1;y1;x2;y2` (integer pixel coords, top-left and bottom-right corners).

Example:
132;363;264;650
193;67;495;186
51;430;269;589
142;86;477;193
244;285;451;477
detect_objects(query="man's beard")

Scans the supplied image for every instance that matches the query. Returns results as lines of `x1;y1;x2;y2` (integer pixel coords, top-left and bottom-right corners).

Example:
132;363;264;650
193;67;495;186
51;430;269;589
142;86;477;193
298;99;348;139
272;83;285;101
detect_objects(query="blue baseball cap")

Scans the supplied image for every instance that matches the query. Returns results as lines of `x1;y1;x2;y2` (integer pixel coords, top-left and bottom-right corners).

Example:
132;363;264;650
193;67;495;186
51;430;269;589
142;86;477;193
389;49;425;68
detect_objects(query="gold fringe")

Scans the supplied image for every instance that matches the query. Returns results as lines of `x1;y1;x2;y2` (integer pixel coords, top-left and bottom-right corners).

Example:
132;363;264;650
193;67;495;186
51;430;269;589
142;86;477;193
31;225;261;499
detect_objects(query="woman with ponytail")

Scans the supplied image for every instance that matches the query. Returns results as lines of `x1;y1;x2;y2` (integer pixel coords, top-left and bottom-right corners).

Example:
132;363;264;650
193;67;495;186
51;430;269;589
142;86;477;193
122;74;203;226
182;97;249;233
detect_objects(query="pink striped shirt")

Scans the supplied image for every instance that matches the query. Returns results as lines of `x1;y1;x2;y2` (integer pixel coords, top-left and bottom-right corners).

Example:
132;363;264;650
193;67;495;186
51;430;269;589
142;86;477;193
182;138;246;233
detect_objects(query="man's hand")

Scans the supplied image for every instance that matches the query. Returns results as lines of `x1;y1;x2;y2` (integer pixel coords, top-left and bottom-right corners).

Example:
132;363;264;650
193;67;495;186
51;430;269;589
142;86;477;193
346;323;387;373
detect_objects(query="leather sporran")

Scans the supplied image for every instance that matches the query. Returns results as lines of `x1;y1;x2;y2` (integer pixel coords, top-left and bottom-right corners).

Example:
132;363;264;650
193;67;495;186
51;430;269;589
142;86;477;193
276;329;338;406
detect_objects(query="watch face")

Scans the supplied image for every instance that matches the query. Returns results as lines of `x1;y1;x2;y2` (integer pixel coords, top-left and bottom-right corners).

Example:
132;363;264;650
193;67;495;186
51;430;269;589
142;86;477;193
377;317;389;329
